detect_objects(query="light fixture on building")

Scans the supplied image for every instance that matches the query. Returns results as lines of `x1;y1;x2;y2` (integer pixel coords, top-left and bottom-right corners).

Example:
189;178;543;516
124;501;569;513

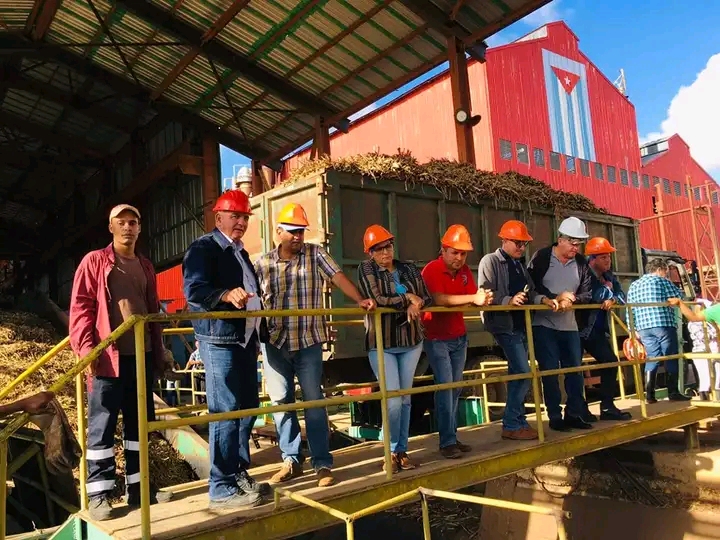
455;108;482;127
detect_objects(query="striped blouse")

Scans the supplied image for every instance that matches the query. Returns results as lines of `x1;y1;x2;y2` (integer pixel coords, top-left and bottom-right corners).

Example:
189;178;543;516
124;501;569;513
357;259;433;351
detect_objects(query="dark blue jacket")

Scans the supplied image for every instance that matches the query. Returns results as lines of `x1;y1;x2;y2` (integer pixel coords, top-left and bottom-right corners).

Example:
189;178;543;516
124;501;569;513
580;269;626;339
182;229;266;344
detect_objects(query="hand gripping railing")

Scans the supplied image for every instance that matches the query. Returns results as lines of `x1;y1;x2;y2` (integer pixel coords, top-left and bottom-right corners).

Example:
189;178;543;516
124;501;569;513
0;301;714;540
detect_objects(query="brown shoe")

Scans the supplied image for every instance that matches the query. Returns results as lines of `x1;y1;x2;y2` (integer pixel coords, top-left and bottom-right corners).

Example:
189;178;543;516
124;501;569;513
316;468;336;487
501;427;539;440
456;440;472;453
396;452;416;470
270;460;303;484
382;453;400;473
440;444;462;459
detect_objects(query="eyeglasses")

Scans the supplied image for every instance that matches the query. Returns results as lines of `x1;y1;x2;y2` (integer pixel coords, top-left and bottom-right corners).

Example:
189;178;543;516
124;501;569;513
511;240;529;248
371;242;394;253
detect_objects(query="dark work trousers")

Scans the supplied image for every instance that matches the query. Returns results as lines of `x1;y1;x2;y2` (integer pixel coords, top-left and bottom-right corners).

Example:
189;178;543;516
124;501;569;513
199;333;260;501
85;353;156;500
582;331;619;409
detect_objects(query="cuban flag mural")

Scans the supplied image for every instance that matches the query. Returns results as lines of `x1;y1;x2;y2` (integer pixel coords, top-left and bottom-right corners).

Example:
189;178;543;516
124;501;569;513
541;49;597;162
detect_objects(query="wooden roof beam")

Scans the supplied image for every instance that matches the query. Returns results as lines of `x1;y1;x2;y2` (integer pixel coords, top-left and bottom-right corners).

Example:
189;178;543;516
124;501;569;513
397;0;472;40
0;33;269;159
116;0;337;118
25;0;61;41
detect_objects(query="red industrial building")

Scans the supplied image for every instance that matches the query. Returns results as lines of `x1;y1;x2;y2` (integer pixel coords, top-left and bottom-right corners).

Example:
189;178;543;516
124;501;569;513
158;21;720;305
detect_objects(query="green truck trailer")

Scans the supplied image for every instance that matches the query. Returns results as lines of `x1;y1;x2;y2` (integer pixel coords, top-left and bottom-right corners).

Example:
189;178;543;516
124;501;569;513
245;167;646;398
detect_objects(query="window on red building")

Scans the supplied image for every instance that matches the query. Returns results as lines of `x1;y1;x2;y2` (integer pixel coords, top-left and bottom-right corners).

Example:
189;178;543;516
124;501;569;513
712;192;719;205
608;166;617;183
579;159;590;177
516;143;529;165
566;156;576;173
620;169;629;186
694;187;701;200
631;172;640;188
673;181;681;196
549;152;561;171
652;176;660;186
642;174;650;189
500;139;512;160
662;178;671;194
684;184;689;197
533;148;545;167
594;163;604;180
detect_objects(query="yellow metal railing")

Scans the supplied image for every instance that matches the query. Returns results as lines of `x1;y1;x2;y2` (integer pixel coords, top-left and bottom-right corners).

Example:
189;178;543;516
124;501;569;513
274;485;570;540
0;301;715;540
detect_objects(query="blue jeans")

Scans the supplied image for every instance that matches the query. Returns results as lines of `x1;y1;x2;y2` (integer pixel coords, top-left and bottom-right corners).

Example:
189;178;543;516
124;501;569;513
262;342;332;470
424;335;468;449
199;337;259;500
368;343;423;453
494;332;531;431
637;327;679;374
532;326;584;421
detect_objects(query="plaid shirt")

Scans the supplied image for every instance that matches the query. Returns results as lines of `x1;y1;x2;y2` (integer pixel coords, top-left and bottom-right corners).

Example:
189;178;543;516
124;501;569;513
255;243;341;351
626;274;682;331
357;259;432;350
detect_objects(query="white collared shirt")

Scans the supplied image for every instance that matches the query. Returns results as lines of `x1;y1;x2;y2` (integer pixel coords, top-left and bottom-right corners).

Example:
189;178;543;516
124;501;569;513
221;232;262;347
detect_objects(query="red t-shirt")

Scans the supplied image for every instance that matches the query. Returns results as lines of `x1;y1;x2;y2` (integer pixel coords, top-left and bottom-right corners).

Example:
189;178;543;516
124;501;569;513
421;257;477;341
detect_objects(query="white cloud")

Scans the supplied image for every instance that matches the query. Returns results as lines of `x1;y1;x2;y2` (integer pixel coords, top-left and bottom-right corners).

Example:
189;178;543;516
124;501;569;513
642;53;720;174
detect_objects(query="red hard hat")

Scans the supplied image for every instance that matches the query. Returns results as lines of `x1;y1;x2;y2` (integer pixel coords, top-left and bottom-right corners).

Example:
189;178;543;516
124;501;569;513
441;224;473;252
498;220;533;242
212;190;252;214
363;225;394;253
585;237;616;256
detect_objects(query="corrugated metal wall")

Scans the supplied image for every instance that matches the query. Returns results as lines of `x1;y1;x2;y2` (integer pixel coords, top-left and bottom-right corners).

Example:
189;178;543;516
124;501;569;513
156;264;186;313
144;173;205;268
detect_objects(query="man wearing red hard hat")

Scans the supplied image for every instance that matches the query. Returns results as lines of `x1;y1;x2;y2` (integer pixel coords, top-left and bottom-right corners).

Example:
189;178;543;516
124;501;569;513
183;190;269;509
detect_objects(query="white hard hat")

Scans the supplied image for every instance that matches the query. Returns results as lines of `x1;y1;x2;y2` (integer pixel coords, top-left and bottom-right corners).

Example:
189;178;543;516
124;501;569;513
558;216;589;239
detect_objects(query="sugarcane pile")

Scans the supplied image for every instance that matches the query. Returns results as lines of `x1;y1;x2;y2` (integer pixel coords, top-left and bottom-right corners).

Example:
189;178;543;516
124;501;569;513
0;309;197;500
286;151;607;214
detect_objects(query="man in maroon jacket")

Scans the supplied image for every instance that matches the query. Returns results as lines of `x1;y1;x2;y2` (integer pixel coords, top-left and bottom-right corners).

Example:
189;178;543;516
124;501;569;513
69;204;172;521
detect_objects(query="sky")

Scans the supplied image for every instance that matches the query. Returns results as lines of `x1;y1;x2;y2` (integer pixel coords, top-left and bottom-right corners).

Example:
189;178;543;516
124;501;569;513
220;0;720;183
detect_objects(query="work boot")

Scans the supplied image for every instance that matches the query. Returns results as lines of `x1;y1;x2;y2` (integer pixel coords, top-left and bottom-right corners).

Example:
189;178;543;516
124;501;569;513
645;369;658;404
209;490;264;510
440;444;462;459
316;468;336;487
126;487;174;507
396;452;416;470
600;404;632;421
382;453;400;473
667;374;692;401
564;416;592;430
88;496;113;521
270;459;303;484
549;418;572;432
455;440;472;452
581;407;598;423
501;427;539;440
237;470;271;496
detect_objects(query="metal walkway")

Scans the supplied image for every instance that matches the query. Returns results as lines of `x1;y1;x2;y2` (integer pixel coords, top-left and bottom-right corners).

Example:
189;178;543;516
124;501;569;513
69;399;717;540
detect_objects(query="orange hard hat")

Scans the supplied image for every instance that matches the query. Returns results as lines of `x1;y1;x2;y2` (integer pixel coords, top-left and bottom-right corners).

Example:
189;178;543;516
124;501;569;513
441;224;473;252
623;337;647;362
363;224;394;253
585;237;616;256
212;189;252;214
276;203;309;228
498;220;533;242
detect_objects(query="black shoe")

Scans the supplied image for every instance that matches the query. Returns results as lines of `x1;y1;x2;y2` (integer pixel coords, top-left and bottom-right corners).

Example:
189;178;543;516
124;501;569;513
564;416;593;430
582;409;598;423
645;369;658;404
667;373;692;401
549;418;572;432
88;496;113;521
600;405;632;421
237;470;271;496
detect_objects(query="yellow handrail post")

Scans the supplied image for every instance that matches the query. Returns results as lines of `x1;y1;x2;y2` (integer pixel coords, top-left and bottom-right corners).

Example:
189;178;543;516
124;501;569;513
134;321;152;539
626;309;647;418
703;323;717;401
524;309;545;442
480;362;490;425
609;313;626;400
372;310;393;480
0;440;7;540
345;519;355;540
75;370;88;511
420;491;432;540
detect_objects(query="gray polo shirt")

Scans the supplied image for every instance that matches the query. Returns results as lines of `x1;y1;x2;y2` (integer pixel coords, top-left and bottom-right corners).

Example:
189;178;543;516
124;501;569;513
533;252;580;331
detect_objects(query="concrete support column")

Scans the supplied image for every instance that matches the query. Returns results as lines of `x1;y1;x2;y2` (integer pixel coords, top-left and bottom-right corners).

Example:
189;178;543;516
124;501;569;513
201;136;220;233
448;36;476;166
